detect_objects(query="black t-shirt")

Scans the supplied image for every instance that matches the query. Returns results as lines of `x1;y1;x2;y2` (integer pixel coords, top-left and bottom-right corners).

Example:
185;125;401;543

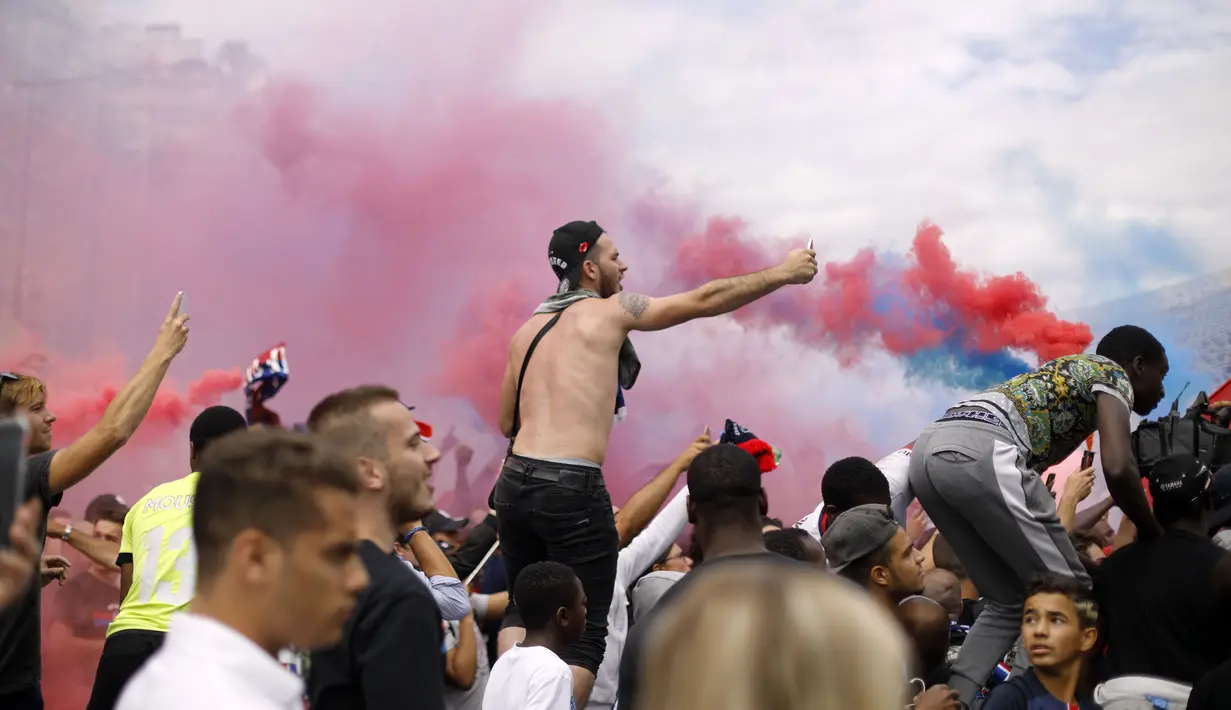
0;450;61;694
308;540;445;710
959;597;986;626
1190;658;1231;710
52;571;120;640
1094;529;1231;684
616;552;805;710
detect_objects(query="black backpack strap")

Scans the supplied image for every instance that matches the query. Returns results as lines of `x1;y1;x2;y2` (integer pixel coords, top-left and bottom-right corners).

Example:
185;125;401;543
507;311;564;455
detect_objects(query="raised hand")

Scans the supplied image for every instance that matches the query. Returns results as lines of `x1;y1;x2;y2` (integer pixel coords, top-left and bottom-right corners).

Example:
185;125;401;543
439;426;460;455
456;444;474;468
154;292;191;359
674;426;714;471
1064;466;1096;504
778;248;819;285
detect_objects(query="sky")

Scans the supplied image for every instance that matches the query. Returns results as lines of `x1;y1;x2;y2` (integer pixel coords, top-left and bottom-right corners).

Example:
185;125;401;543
103;0;1230;304
6;0;1230;519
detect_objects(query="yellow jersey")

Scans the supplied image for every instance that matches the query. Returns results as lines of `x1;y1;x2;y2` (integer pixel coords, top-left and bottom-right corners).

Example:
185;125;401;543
107;472;199;636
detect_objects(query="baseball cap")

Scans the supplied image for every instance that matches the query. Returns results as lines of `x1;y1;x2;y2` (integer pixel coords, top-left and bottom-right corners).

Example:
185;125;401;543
425;510;468;535
399;402;434;439
821;504;901;573
548;220;605;293
84;493;129;523
1210;464;1231;529
1148;454;1211;508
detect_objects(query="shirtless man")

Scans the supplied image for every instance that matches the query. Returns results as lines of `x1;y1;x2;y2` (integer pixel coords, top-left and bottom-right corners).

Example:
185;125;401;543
493;219;817;705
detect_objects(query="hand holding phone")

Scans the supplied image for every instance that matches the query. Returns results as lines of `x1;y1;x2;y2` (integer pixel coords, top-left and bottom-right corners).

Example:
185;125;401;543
1081;449;1095;470
781;240;819;285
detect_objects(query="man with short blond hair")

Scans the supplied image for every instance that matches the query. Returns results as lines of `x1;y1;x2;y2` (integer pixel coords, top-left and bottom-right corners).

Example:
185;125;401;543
0;293;190;710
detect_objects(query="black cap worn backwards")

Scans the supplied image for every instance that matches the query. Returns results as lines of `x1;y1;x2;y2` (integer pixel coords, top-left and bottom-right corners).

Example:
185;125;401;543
548;220;605;293
425;510;469;535
1149;454;1212;508
821;504;901;572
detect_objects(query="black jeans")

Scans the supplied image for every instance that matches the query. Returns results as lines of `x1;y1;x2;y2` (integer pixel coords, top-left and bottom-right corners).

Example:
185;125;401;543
87;629;166;710
493;455;618;674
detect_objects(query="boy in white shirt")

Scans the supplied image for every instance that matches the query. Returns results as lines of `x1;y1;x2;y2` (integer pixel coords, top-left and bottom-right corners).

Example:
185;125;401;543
484;562;587;710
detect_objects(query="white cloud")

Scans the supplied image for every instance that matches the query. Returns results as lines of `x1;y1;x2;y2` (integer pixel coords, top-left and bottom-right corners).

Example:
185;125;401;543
97;0;1229;440
505;0;1229;308
109;1;1228;310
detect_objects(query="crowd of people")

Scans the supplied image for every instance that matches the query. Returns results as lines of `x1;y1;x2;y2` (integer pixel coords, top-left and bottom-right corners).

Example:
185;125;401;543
1;225;1230;710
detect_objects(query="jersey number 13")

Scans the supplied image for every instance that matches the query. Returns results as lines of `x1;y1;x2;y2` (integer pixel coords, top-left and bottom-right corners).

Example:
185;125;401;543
137;525;197;605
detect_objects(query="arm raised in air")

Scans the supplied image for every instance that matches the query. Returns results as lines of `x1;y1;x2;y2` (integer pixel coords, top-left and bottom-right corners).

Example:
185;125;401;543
609;248;818;333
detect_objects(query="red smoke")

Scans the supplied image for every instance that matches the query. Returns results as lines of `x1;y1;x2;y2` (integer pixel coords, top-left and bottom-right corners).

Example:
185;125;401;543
48;370;243;443
3;8;905;709
435;281;536;428
0;6;1082;532
670;218;1093;364
904;222;1092;360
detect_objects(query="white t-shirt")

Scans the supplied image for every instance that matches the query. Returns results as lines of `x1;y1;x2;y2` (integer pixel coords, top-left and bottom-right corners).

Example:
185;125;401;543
483;645;575;710
443;618;489;710
795;447;915;541
118;613;303;710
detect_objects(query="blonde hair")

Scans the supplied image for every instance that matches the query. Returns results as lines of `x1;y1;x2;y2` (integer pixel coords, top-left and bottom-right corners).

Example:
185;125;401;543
0;374;46;416
641;560;910;710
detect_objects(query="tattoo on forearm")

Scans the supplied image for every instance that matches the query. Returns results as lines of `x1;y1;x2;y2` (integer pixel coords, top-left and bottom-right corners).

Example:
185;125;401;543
620;292;650;319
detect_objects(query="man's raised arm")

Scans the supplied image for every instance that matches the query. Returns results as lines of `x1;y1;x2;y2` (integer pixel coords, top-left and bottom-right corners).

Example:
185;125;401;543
611;248;818;332
48;293;190;495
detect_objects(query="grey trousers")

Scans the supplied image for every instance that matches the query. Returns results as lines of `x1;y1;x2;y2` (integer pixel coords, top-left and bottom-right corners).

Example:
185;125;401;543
909;420;1089;705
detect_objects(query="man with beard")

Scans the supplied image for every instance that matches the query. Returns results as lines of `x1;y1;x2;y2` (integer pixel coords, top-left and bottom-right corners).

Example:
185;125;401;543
907;325;1168;705
306;386;444;710
822;504;926;612
495;220;817;706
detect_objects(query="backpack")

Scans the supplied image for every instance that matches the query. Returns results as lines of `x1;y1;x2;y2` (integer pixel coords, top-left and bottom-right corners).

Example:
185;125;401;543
1131;391;1231;477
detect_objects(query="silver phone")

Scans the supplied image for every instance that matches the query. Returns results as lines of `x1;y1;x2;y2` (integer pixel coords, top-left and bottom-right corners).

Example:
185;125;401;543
0;417;30;548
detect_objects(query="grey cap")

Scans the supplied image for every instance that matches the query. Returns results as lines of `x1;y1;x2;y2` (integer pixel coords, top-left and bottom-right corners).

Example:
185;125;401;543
821;504;901;572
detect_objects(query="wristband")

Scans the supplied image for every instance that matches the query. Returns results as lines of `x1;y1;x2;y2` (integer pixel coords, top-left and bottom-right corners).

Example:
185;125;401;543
399;526;428;545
